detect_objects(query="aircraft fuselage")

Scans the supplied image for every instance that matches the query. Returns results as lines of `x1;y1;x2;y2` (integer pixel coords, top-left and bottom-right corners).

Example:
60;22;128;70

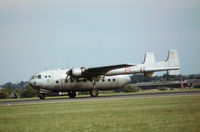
29;69;131;94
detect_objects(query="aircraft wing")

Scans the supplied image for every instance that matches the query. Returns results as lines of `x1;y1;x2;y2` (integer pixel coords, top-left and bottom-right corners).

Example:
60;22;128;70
67;50;180;79
84;64;135;78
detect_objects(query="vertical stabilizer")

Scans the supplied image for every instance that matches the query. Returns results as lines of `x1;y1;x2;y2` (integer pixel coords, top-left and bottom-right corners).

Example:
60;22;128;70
143;52;155;64
166;50;180;75
142;52;156;77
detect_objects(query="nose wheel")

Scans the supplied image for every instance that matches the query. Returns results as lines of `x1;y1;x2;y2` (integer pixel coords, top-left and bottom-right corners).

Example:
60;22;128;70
39;93;45;100
68;91;76;98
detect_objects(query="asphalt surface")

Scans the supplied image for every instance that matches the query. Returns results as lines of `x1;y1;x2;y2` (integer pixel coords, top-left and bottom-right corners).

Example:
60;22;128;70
0;91;200;106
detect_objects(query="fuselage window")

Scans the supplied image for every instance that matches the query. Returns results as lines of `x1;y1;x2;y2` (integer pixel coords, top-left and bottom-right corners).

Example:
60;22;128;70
49;75;51;78
38;75;41;79
113;79;116;81
45;75;47;78
56;80;59;83
102;79;105;82
108;79;111;81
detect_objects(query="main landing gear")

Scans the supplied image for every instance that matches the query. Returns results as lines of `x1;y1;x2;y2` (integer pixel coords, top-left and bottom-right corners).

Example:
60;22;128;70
38;90;98;99
68;91;76;98
39;93;45;100
90;89;98;97
90;80;98;97
68;89;98;98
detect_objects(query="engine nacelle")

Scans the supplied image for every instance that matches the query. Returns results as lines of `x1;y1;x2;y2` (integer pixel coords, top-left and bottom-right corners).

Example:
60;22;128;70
70;67;85;77
72;68;82;77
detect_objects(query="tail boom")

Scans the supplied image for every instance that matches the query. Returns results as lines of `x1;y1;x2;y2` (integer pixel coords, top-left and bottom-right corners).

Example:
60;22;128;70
106;49;180;77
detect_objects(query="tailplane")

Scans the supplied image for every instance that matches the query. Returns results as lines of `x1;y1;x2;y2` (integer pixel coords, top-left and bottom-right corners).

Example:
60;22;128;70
138;49;180;76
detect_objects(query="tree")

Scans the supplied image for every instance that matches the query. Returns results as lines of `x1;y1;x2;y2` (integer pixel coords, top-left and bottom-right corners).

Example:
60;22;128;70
0;91;9;99
123;84;139;93
20;85;38;98
196;74;200;79
3;83;14;97
193;84;200;89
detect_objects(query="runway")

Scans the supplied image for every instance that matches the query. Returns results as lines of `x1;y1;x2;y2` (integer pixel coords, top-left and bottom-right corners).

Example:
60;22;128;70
0;91;200;106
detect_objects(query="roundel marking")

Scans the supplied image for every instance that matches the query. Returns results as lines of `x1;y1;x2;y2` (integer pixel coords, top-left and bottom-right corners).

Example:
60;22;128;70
125;67;131;73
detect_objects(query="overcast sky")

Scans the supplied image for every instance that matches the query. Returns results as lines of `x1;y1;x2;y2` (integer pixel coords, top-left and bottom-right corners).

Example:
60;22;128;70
0;0;199;84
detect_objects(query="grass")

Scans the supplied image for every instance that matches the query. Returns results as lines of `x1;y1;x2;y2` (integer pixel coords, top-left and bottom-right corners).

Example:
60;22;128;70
0;95;200;132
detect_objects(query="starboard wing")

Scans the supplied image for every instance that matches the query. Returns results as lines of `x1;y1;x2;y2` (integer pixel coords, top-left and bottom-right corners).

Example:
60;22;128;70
84;64;134;78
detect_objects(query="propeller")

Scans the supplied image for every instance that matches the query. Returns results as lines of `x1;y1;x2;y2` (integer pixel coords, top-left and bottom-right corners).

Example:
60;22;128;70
66;69;73;82
66;67;89;83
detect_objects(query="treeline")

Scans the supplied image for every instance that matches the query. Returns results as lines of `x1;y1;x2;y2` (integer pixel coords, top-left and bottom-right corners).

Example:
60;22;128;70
1;81;27;90
0;82;38;99
130;74;200;83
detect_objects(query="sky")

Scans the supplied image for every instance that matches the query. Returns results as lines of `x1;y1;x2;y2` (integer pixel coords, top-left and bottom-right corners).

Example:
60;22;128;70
0;0;199;84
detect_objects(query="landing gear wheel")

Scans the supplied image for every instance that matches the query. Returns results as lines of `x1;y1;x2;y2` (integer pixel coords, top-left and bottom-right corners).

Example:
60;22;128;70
68;91;76;98
90;89;98;97
39;93;45;100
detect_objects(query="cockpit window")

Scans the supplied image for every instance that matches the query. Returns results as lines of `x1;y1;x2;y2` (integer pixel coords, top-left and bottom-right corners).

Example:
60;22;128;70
38;75;41;79
31;75;36;79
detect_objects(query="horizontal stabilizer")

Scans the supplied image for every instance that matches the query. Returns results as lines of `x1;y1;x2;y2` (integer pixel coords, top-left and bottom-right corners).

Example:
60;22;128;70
168;70;180;75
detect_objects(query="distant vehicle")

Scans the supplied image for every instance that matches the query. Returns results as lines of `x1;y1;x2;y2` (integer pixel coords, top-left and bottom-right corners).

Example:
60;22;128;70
29;50;180;99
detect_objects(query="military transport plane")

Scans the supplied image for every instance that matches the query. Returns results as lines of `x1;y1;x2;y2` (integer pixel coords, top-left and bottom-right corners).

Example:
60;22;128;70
28;50;180;99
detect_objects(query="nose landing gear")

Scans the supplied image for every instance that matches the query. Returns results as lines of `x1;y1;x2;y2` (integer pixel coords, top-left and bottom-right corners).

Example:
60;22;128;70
68;91;76;98
39;93;45;100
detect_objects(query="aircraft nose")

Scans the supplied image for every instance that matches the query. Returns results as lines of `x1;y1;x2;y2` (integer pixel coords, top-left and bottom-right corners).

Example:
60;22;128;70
28;78;36;87
28;79;33;86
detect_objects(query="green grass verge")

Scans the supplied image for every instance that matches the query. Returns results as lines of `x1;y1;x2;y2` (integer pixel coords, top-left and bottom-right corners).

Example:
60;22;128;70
0;95;200;132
